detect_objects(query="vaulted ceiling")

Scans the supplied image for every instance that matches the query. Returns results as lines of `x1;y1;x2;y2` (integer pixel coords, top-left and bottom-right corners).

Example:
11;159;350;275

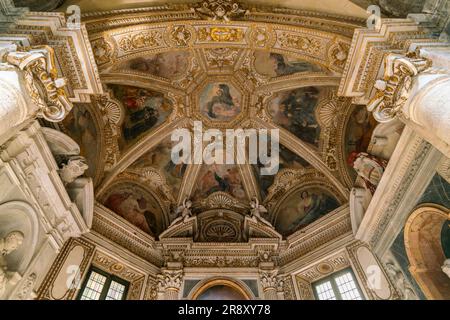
57;1;381;241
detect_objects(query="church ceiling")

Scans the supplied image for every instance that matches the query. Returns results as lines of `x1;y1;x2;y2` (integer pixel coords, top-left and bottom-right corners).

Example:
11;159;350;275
58;3;379;240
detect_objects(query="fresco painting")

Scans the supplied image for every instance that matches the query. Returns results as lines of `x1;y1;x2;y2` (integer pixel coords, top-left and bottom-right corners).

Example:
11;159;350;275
110;84;172;145
200;83;242;121
62;104;99;179
268;87;322;146
275;188;340;237
103;184;164;236
132;139;187;197
253;51;322;77
121;51;190;79
194;164;247;201
344;105;378;178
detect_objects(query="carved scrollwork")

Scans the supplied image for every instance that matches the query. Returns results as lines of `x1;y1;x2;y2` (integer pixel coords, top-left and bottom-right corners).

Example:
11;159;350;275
157;269;183;290
1;45;72;122
367;53;432;123
194;0;248;21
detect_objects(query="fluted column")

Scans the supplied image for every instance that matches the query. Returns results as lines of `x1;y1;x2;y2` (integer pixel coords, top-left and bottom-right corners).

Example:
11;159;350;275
367;51;450;157
157;269;183;300
259;269;280;300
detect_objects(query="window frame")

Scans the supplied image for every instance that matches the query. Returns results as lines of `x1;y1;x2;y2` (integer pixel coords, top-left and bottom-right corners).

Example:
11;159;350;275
77;266;130;300
312;268;364;300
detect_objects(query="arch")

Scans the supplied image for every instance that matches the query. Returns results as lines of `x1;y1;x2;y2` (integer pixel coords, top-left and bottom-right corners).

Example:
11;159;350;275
188;276;255;300
404;205;450;299
0;201;40;274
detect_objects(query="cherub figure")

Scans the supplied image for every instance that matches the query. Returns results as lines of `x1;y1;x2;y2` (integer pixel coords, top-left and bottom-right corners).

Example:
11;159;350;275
250;197;274;228
169;198;193;227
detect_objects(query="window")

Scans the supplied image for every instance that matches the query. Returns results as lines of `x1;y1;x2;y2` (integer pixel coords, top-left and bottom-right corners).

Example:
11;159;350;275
77;267;129;300
313;268;363;300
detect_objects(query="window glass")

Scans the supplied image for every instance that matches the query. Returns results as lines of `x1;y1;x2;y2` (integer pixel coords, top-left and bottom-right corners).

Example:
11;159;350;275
80;271;107;300
313;269;363;301
78;268;129;300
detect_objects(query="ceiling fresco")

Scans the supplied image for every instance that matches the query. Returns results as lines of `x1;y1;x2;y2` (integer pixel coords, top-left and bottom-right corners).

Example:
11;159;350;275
112;51;192;80
344;104;378;181
130;138;187;200
253;51;324;78
101;182;166;237
274;187;340;237
193;164;248;202
57;4;378;239
109;84;173;148
61;103;102;184
267;86;326;147
199;82;242;122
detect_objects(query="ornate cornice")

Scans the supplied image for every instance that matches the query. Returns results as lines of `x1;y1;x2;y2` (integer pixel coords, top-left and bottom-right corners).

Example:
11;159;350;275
91;203;163;267
338;19;432;104
279;205;352;266
92;250;146;299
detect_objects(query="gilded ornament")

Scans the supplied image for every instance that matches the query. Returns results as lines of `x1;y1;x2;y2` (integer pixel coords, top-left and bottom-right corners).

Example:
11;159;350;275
367;53;431;123
169;25;192;46
194;0;247;21
198;27;245;42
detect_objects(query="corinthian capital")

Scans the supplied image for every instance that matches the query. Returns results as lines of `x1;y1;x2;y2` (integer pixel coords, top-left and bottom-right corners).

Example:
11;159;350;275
259;269;280;290
0;45;72;122
157;269;183;291
367;53;432;123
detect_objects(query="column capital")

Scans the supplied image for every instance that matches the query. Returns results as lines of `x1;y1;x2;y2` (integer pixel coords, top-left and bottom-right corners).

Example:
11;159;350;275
157;268;184;291
0;44;72;122
367;53;432;123
259;268;281;291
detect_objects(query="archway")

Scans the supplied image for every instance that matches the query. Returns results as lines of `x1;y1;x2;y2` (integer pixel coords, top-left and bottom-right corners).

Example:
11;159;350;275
189;277;254;300
404;205;450;299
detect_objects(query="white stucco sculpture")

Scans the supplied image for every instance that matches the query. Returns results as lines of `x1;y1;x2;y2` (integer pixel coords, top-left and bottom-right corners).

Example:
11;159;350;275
250;197;274;228
169;198;193;227
442;259;450;279
58;156;89;185
0;231;25;298
385;262;417;300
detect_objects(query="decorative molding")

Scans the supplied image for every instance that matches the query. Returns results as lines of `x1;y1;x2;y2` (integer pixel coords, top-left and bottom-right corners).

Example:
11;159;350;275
36;237;95;300
91;203;163;267
91;249;146;300
367;53;432;123
355;126;443;255
1;11;103;102
338;19;431;104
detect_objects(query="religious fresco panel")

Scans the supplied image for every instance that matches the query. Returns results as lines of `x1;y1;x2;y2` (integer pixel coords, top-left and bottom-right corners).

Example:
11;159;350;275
274;187;340;237
109;84;173;148
253;51;323;78
114;51;191;79
193;164;247;202
131;138;187;198
268;86;324;147
62;104;100;180
102;183;165;237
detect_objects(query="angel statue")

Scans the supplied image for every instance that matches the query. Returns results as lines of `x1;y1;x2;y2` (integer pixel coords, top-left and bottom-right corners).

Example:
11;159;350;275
249;198;274;228
169;198;193;227
0;231;25;298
